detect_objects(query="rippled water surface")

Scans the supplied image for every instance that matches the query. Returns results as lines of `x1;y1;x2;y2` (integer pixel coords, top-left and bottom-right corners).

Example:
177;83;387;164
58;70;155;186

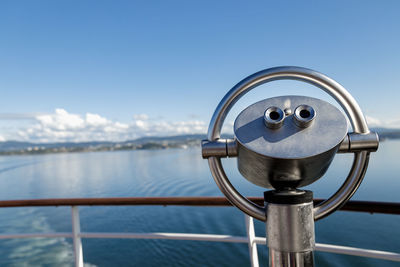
0;140;398;266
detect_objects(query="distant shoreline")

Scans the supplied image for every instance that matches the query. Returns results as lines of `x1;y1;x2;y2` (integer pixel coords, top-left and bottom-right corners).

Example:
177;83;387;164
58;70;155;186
0;129;398;156
0;141;200;156
0;134;206;156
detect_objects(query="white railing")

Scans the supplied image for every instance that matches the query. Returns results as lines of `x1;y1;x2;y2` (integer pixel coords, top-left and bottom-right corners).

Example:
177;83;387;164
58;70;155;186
0;205;399;267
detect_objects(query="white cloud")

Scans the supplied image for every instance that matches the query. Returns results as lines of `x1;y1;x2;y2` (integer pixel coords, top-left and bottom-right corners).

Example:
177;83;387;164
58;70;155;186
365;116;381;127
366;115;400;129
8;109;213;143
86;113;109;126
36;109;85;130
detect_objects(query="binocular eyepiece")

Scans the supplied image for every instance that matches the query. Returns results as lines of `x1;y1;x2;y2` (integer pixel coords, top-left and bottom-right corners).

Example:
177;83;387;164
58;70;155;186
264;104;316;129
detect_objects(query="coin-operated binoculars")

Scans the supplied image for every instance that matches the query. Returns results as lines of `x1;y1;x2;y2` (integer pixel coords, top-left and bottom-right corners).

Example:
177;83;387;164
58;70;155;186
202;67;379;267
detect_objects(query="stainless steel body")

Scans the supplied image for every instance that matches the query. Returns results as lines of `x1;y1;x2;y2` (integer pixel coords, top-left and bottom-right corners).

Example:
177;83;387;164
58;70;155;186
234;96;348;189
238;146;337;189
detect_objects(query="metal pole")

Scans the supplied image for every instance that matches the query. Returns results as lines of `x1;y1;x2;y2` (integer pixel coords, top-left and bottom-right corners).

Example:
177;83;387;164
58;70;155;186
71;206;84;267
265;190;315;267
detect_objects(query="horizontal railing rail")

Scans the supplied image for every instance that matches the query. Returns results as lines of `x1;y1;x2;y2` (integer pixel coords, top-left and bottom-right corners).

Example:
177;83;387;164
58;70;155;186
0;197;398;214
0;197;399;267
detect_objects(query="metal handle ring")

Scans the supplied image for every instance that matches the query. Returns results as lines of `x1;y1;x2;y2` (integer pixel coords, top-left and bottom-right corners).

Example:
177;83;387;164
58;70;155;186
207;66;370;221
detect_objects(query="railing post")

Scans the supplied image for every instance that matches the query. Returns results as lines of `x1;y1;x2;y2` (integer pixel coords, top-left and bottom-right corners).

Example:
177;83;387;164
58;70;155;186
71;206;84;267
245;214;260;267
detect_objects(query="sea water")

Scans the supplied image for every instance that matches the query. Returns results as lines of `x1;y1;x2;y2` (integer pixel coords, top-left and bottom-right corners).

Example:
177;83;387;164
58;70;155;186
0;140;398;266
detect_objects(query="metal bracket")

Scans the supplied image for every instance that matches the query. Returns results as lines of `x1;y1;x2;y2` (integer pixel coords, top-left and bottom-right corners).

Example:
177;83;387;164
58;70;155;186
201;139;237;158
338;132;379;153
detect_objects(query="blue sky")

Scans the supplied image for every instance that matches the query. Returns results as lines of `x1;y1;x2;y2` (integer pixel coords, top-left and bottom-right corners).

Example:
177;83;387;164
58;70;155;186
0;1;399;142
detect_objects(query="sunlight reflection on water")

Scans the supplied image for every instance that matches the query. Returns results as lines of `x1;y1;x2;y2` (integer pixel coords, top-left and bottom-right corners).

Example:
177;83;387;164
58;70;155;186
0;141;397;266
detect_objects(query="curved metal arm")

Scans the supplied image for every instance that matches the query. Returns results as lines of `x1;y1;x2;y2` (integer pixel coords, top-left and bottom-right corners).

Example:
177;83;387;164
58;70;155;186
206;66;375;221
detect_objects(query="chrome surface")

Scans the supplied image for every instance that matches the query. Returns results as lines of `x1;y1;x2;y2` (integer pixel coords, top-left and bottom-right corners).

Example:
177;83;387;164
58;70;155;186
264;190;315;266
348;132;379;152
202;139;238;158
293;104;316;128
206;66;375;221
267;202;314;252
284;108;292;116
269;250;314;267
226;138;238;157
201;139;228;158
264;106;285;129
267;201;315;266
234;96;347;189
338;134;350;152
338;132;379;153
